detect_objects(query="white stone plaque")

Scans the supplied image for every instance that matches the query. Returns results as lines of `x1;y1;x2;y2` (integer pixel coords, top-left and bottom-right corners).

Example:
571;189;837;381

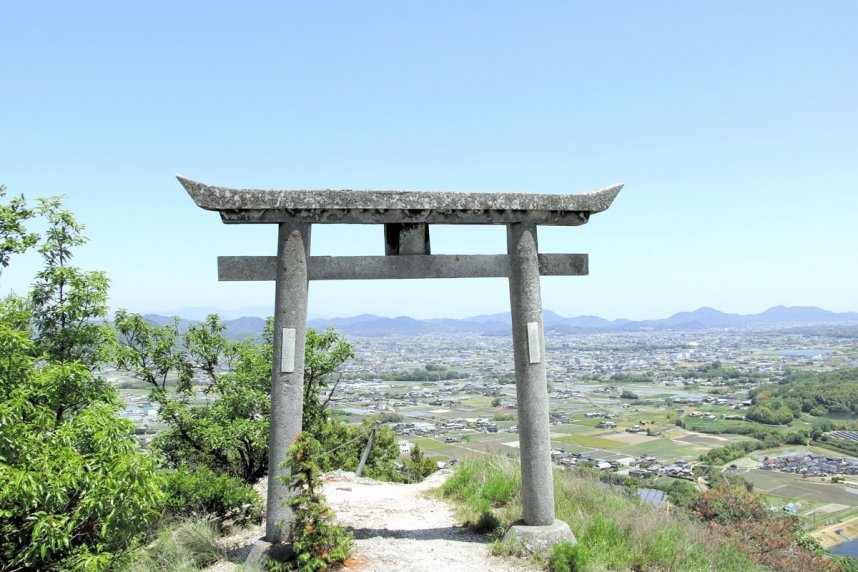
281;327;296;373
527;321;541;364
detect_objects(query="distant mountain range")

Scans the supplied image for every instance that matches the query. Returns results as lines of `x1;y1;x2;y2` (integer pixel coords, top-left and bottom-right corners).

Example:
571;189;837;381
143;306;858;339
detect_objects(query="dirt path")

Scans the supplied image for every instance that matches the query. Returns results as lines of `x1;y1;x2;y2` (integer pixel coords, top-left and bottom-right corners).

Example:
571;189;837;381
323;470;531;572
209;471;533;572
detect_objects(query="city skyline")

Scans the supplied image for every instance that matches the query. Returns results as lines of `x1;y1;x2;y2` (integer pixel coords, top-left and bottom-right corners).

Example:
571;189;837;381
2;2;856;320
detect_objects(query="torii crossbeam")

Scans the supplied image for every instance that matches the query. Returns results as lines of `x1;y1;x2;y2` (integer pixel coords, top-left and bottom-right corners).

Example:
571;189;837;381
179;175;622;549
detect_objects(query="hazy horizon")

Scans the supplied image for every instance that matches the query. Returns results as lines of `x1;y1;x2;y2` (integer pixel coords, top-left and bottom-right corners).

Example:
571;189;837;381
146;303;857;323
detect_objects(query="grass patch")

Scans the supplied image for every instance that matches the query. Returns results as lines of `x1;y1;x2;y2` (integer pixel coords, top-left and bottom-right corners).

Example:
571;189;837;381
128;519;225;572
440;457;761;571
551;423;602;435
411;437;451;452
439;456;522;535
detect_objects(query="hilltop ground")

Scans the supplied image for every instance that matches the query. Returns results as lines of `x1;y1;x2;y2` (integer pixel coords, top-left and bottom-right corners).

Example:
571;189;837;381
207;470;532;572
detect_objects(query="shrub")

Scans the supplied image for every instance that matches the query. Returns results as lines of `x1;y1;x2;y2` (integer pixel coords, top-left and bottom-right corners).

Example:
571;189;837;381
399;444;438;484
693;483;838;571
163;465;262;525
550;541;590;572
280;433;352;572
0;338;165;570
472;510;502;535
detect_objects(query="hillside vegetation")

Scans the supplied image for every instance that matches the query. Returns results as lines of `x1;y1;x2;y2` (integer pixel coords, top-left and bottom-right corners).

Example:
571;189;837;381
748;368;858;425
440;456;853;572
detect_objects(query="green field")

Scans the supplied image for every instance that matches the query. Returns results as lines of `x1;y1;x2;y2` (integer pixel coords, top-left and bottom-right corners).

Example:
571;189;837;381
740;469;858;505
555;433;625;449
615;438;693;460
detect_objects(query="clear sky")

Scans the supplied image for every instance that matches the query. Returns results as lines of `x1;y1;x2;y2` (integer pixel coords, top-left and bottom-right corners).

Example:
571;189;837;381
2;1;856;320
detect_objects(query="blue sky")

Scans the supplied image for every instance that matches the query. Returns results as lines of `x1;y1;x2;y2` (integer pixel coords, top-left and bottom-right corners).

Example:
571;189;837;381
2;1;856;320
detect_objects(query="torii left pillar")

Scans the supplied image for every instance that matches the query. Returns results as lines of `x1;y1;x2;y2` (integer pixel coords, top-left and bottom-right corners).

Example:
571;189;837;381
266;222;311;542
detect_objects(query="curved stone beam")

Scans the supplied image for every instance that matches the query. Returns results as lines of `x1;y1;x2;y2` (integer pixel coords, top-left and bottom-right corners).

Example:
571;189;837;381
177;175;622;226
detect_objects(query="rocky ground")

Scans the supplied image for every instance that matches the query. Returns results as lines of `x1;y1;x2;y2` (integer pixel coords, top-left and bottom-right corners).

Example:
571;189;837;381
207;470;533;572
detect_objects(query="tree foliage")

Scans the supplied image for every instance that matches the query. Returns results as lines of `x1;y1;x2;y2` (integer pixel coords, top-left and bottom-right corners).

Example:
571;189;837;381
748;368;858;424
114;312;403;484
0;193;164;571
0;185;38;276
162;465;262;525
693;483;836;572
113;311;192;392
303;328;355;436
145;324;271;483
29;198;111;368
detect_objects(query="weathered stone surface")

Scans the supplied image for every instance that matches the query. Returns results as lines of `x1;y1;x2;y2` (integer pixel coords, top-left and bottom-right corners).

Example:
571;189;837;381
507;224;555;526
266;222;310;543
503;519;576;554
217;253;588;281
177;175;622;226
244;539;293;566
385;223;431;255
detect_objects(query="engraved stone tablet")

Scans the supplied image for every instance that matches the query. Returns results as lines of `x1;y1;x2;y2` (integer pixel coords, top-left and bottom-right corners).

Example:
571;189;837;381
281;328;296;373
527;321;541;364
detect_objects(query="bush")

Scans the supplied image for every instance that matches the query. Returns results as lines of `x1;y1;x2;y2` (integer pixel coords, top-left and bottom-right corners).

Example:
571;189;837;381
0;332;165;570
163;465;262;525
693;483;838;571
0;197;165;570
280;433;352;572
550;541;590;572
399;444;438;483
473;510;502;535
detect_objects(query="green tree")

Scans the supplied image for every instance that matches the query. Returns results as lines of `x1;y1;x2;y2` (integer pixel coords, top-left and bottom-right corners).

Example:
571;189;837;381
113;310;192;391
303;328;355;436
114;312;402;484
146;324;270;483
0;194;164;571
401;444;438;483
29;198;111;368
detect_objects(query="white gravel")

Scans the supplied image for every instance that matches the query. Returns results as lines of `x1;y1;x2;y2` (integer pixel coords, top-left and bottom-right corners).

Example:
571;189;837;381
322;470;531;572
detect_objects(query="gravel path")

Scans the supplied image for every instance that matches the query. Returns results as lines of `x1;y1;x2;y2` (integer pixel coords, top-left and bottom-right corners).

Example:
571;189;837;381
207;470;533;572
323;470;531;572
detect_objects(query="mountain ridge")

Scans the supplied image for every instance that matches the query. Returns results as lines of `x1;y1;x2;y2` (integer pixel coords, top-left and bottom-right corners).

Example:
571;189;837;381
142;305;858;339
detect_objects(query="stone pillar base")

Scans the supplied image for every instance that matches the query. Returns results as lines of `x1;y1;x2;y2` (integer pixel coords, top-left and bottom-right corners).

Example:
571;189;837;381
245;539;293;567
502;519;576;554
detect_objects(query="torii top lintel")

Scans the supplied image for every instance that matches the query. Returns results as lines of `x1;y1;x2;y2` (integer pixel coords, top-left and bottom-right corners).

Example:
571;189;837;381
178;176;622;226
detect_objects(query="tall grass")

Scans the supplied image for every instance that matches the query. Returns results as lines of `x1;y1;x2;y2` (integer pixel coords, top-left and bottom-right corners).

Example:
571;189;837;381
126;519;226;572
440;457;759;571
440;455;522;534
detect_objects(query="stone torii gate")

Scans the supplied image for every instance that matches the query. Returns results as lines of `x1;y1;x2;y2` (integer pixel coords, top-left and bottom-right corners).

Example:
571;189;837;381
179;176;622;548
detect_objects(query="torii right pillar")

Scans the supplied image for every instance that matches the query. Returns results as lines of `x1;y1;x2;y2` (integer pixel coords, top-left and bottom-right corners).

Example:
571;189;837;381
505;222;576;550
